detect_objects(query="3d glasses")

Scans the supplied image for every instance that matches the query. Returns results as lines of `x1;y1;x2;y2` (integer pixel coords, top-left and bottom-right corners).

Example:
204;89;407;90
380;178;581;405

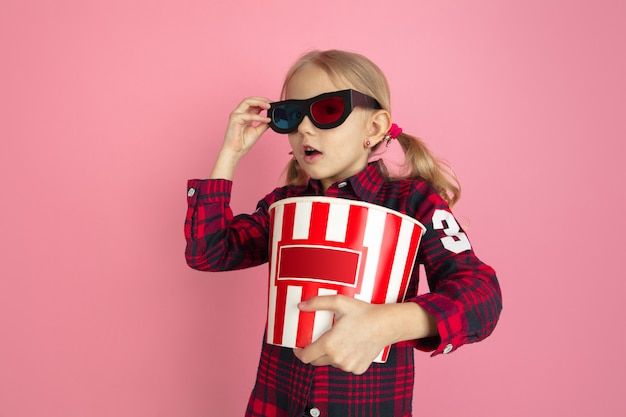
267;89;382;134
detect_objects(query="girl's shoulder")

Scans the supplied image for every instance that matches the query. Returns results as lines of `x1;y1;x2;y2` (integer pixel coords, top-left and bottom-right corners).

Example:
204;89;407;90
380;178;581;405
382;175;441;199
378;176;450;217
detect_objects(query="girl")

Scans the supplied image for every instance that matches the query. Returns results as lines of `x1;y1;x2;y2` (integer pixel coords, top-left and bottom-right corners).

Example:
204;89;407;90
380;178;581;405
185;49;502;417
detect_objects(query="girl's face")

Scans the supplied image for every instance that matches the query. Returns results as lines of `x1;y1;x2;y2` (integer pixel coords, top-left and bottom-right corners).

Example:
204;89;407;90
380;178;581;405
285;64;374;191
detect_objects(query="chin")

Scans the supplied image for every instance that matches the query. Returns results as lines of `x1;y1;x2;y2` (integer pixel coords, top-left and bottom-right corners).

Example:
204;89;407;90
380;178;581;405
301;168;328;181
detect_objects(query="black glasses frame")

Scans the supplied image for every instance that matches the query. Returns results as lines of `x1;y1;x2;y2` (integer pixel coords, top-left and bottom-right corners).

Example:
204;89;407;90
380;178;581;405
267;89;382;134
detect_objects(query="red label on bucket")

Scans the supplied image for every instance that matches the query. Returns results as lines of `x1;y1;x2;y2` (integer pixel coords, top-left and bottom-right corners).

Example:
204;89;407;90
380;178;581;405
278;245;361;287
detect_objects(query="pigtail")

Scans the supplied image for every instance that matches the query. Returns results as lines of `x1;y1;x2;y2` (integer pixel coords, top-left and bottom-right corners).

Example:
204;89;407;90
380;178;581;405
389;132;461;207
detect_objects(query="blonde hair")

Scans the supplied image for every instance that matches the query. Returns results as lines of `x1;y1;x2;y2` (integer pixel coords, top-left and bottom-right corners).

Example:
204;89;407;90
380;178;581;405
282;49;461;207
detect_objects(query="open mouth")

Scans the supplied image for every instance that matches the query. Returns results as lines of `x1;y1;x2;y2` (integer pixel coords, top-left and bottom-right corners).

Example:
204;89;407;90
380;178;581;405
304;146;320;157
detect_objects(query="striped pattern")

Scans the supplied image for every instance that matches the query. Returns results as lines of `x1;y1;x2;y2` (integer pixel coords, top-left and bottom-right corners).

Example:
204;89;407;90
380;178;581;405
266;197;424;362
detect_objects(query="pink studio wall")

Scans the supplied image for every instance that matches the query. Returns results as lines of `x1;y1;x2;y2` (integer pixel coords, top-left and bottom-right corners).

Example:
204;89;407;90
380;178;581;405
1;1;625;416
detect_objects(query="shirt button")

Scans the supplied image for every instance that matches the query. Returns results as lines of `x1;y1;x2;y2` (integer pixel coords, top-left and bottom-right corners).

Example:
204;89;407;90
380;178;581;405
443;344;453;354
309;407;321;417
337;181;347;188
187;188;196;197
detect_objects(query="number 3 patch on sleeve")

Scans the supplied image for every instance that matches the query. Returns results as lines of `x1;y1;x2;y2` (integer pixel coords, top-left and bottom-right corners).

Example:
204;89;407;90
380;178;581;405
432;209;472;254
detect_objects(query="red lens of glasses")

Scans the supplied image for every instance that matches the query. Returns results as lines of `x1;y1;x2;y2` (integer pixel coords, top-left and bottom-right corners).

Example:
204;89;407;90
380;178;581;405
310;97;345;125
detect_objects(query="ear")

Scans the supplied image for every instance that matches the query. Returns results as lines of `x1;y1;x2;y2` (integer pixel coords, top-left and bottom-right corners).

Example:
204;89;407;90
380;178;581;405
366;110;392;146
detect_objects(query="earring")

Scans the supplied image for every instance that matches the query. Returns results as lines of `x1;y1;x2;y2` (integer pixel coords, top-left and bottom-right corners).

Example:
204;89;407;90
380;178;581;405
365;140;371;147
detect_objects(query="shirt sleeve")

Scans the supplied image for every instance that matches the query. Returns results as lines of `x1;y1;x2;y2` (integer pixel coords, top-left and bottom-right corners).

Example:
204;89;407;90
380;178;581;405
405;188;502;356
184;178;271;272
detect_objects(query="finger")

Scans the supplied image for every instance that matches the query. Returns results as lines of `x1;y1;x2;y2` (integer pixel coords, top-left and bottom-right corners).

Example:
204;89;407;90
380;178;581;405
293;343;330;365
298;294;351;313
243;96;272;104
233;97;272;113
295;346;368;374
310;356;333;367
252;122;271;136
230;112;271;127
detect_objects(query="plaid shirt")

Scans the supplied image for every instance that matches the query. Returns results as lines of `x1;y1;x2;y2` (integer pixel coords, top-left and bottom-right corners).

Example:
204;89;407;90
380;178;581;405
185;161;502;417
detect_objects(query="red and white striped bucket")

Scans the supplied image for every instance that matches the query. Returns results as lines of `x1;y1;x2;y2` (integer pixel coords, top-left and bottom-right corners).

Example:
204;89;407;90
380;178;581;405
266;196;426;363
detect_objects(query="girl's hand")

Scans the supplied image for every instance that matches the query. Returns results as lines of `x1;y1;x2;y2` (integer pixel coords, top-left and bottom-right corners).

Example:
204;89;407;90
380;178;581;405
292;295;438;374
292;295;397;375
210;97;272;179
222;96;272;156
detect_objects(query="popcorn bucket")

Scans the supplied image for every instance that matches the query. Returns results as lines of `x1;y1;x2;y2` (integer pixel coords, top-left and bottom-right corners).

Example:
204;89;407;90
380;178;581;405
266;197;426;363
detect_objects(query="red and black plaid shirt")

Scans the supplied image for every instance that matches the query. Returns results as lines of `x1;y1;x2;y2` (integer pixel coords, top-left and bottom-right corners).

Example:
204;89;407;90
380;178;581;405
185;161;502;417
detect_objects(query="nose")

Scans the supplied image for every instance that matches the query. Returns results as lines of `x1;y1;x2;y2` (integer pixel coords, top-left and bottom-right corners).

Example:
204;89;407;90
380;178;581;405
297;115;315;134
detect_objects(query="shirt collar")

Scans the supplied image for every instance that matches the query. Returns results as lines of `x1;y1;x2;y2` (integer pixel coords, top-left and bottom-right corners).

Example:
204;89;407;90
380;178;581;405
305;160;386;204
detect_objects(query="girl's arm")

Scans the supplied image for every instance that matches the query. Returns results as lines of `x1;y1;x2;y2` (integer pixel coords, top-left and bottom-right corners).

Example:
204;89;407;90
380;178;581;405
184;97;273;271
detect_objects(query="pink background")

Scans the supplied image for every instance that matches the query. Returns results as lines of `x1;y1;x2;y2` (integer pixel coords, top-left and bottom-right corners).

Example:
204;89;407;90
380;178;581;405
1;1;624;416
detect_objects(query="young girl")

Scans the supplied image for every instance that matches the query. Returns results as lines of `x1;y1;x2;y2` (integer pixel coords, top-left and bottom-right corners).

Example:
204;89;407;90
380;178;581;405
185;49;502;417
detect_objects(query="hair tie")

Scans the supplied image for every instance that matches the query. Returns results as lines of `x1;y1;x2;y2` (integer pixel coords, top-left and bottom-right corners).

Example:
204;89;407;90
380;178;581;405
384;123;403;146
